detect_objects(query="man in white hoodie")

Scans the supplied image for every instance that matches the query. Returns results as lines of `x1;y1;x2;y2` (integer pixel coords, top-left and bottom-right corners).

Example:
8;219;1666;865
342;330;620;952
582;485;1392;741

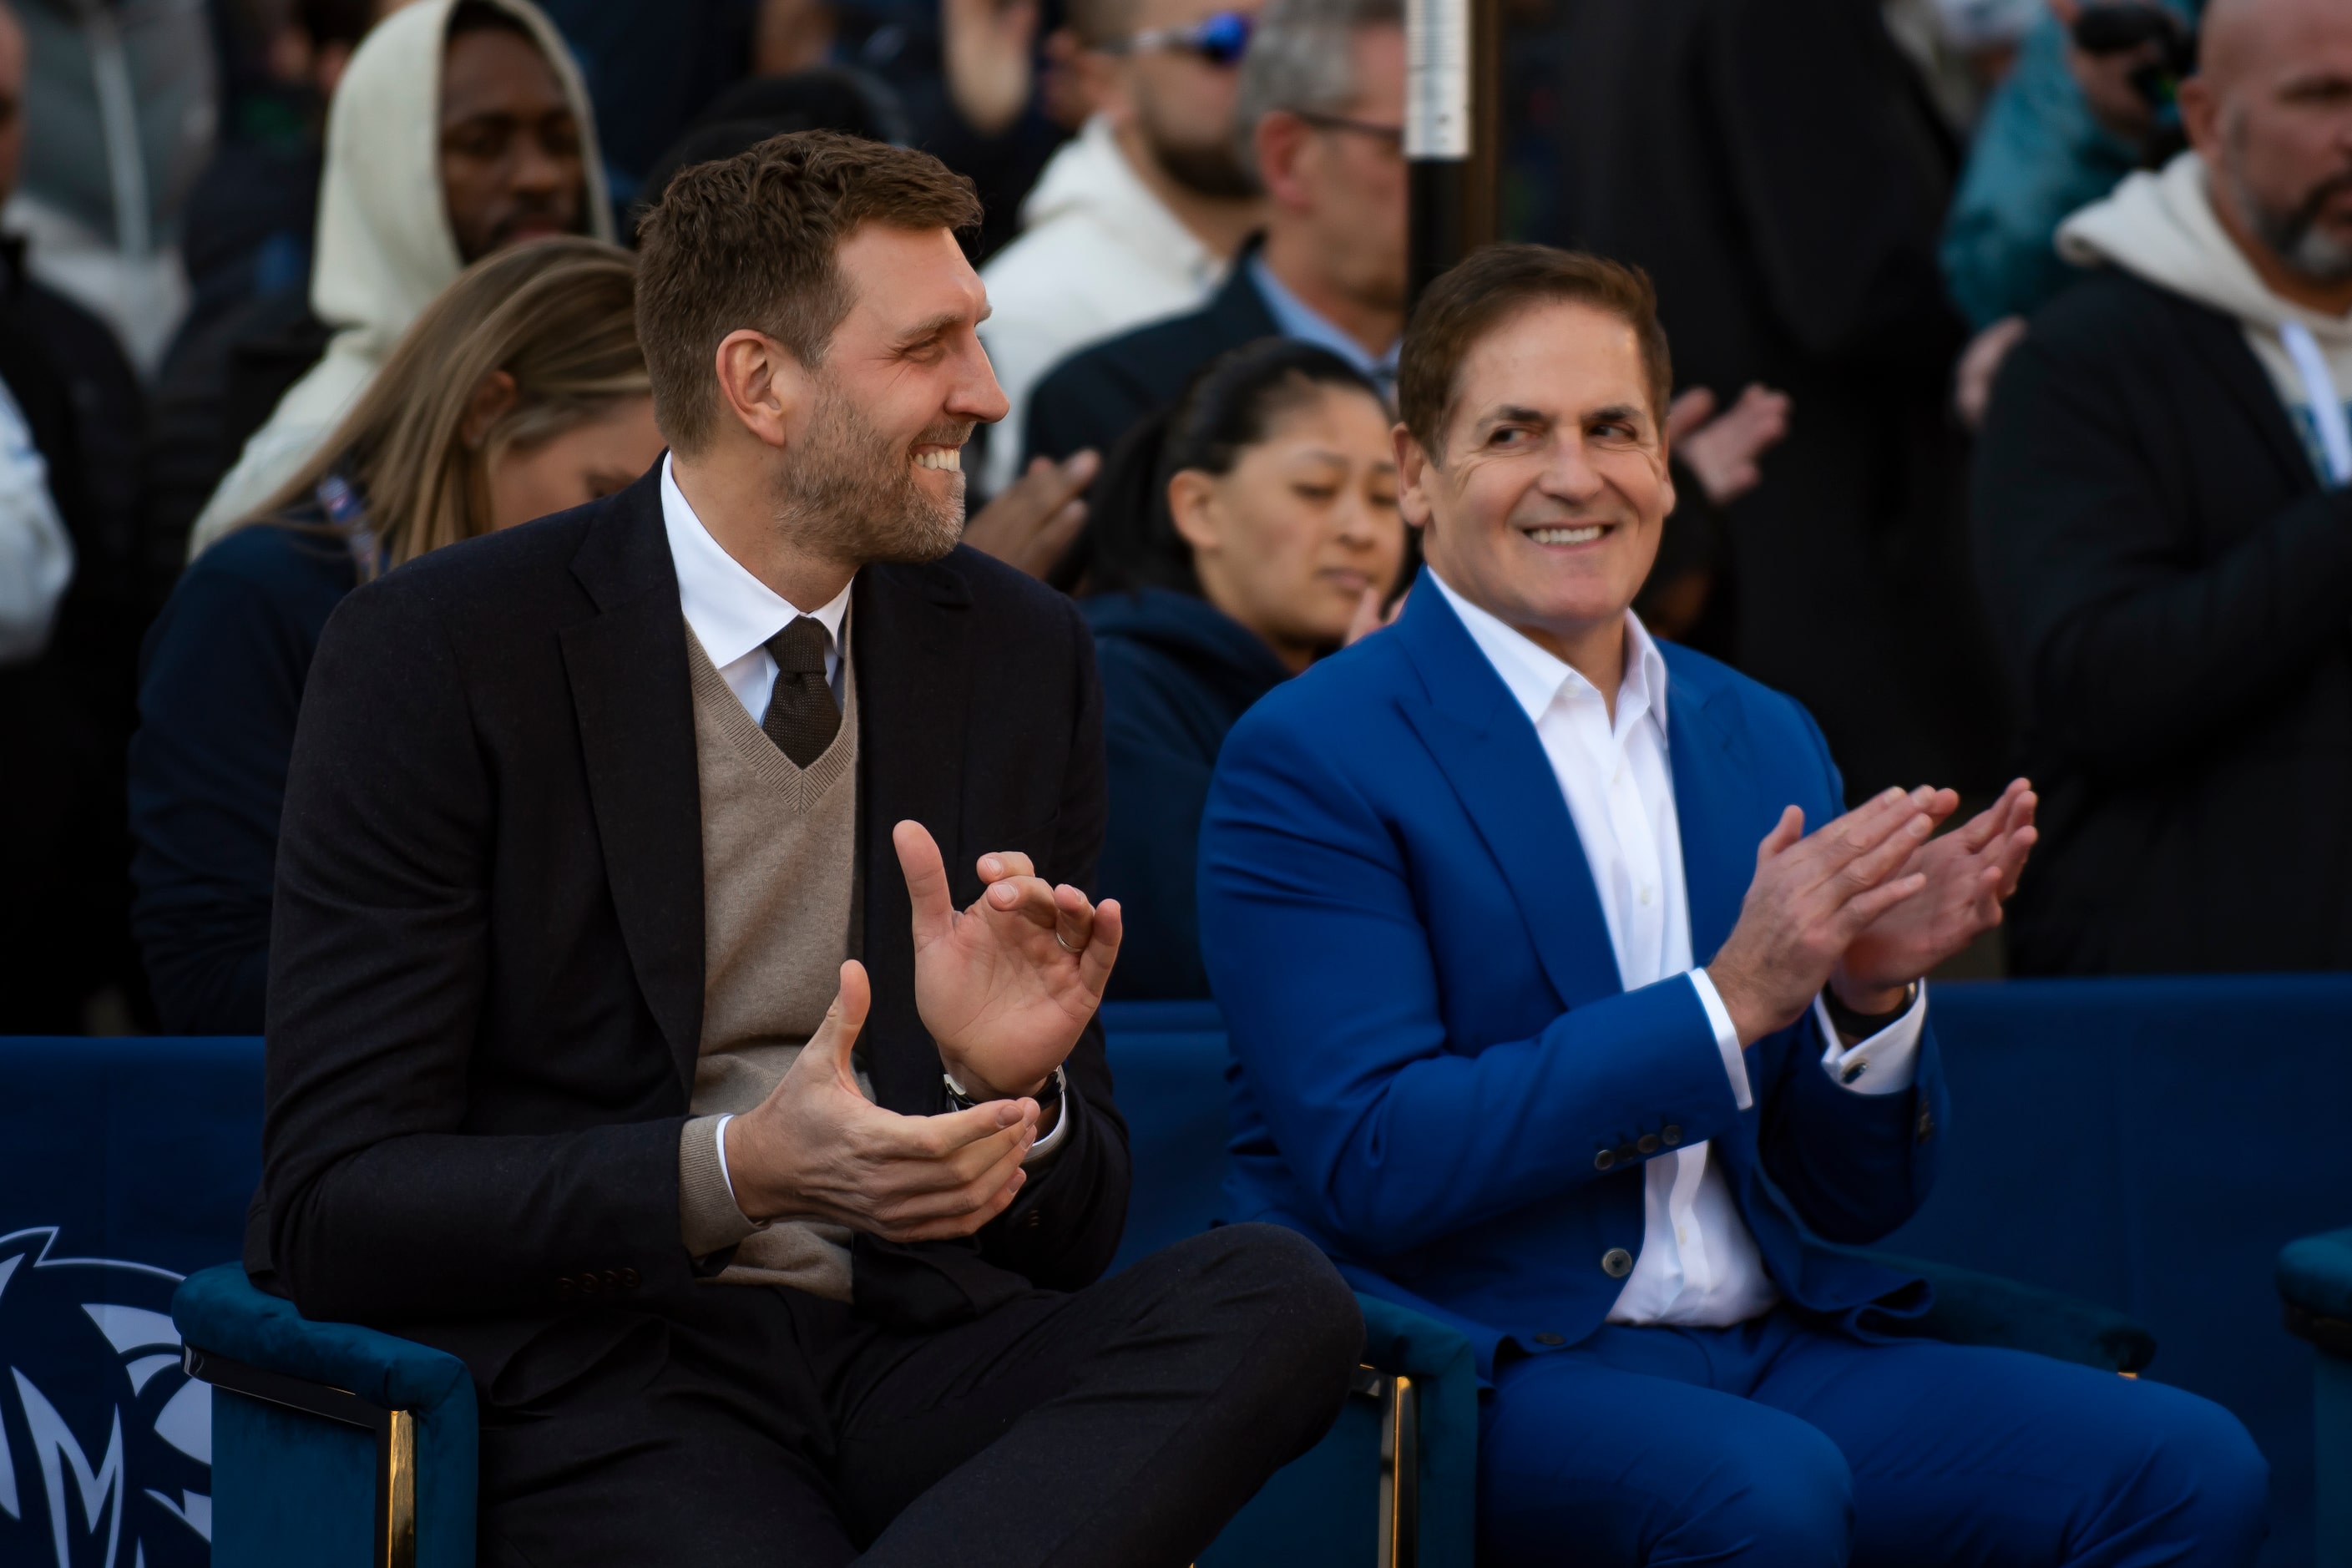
186;0;611;558
1973;0;2352;976
976;0;1266;498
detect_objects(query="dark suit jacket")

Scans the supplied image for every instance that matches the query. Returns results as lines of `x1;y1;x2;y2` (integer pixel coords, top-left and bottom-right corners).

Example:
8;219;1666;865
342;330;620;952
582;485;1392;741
254;466;1130;1383
1021;241;1279;473
1973;270;2352;974
1525;0;2008;799
1199;577;1945;1377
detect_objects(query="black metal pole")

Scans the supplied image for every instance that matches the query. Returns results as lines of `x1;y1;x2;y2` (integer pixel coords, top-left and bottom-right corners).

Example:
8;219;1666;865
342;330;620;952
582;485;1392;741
1404;0;1498;306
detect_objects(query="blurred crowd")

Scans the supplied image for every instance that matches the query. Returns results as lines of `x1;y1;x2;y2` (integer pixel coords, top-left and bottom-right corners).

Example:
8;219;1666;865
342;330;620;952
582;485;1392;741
2;0;2346;1034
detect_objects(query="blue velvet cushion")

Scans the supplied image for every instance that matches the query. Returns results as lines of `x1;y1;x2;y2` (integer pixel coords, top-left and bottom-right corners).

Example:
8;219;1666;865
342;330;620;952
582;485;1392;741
2279;1229;2352;1325
173;1264;478;1568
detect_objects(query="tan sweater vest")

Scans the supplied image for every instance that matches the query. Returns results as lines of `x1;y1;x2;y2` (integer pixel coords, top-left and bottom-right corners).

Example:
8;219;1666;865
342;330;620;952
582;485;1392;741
674;625;865;1300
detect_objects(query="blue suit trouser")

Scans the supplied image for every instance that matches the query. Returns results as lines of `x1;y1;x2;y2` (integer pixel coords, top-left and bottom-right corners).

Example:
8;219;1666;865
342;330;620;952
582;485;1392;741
1478;1308;2268;1567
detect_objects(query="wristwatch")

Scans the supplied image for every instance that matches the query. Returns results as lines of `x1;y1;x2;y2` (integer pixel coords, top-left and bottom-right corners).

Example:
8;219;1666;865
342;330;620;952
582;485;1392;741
943;1063;1066;1114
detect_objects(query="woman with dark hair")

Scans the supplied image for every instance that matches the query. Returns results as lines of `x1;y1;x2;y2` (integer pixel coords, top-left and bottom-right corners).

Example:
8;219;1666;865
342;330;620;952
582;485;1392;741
1086;336;1408;999
129;238;662;1034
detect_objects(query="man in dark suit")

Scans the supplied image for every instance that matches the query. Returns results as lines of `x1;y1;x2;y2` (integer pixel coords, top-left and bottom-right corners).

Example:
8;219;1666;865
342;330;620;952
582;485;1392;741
1021;0;1406;475
1974;0;2352;974
1201;245;2267;1565
255;130;1358;1565
1523;0;2009;802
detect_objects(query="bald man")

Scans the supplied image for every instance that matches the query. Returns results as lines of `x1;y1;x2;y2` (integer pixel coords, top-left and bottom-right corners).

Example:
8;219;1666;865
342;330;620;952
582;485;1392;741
1972;0;2352;978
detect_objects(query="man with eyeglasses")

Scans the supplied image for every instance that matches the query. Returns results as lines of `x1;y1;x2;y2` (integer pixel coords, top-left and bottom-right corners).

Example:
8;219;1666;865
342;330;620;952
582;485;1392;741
1020;0;1407;488
977;0;1269;500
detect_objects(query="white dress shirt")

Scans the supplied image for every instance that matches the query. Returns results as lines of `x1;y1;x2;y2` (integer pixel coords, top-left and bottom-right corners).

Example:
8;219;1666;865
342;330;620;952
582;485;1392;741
660;456;1072;1182
1429;572;1925;1327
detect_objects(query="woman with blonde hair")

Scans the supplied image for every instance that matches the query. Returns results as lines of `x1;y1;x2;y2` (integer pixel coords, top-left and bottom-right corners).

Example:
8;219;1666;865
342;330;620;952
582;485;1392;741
129;237;665;1033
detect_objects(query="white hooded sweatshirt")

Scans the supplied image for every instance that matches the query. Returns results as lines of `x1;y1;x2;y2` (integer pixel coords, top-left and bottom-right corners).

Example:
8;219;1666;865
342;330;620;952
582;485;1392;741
977;114;1230;496
2059;151;2352;488
186;0;610;558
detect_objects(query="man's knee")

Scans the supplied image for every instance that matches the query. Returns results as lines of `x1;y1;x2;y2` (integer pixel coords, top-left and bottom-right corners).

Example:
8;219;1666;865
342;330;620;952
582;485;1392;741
1154;1224;1362;1421
1661;1420;1853;1567
2114;1383;2269;1557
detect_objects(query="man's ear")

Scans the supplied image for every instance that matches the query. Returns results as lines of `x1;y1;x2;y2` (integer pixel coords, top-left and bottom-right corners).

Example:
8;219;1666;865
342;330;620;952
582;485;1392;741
2175;74;2219;161
461;369;518;450
1393;422;1435;532
1254;112;1313;212
712;329;810;450
1166;468;1222;554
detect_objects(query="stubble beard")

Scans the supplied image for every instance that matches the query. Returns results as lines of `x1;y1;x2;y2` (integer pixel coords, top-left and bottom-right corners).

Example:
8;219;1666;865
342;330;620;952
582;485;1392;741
771;377;969;567
2222;128;2352;286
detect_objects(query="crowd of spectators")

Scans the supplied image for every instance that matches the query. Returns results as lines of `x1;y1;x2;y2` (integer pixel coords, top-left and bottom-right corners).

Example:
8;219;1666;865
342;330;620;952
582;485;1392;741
0;0;2345;1039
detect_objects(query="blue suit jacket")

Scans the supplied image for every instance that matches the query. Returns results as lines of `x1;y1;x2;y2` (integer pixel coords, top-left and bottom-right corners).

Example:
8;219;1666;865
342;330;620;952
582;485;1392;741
1198;577;1947;1376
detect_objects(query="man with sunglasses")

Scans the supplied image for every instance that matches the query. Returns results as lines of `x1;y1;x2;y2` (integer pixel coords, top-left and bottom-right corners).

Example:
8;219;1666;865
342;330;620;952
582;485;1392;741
1019;0;1407;489
978;0;1269;498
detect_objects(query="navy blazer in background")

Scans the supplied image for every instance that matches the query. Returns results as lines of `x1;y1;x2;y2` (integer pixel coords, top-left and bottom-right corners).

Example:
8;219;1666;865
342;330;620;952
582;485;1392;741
1198;575;1950;1376
128;521;357;1034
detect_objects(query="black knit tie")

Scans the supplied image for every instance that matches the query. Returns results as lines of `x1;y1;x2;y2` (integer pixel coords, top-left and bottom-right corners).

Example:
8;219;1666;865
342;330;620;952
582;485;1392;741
761;616;838;767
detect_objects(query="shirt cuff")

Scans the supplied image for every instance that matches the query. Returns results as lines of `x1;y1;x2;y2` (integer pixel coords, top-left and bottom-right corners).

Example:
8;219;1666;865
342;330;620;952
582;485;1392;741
1686;969;1753;1111
1024;1072;1076;1166
679;1113;762;1258
1813;981;1928;1096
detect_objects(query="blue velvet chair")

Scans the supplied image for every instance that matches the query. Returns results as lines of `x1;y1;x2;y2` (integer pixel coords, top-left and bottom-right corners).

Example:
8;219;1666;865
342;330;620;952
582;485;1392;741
2279;1227;2352;1567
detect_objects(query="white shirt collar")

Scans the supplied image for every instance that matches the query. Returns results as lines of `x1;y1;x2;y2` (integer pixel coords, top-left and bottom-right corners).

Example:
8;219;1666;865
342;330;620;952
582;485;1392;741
659;452;852;668
1428;568;1670;741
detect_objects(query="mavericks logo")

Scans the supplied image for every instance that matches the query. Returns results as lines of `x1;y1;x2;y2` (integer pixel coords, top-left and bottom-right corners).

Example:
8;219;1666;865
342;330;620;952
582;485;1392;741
0;1228;211;1568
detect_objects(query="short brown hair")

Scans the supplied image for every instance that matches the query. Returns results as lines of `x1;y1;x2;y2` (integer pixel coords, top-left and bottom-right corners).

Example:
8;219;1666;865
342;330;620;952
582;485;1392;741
635;131;983;451
1396;244;1672;453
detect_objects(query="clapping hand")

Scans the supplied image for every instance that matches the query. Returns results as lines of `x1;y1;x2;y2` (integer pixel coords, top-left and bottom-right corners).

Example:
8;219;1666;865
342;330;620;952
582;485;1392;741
1834;779;2037;1004
1705;787;1942;1044
897;819;1122;1100
723;960;1039;1240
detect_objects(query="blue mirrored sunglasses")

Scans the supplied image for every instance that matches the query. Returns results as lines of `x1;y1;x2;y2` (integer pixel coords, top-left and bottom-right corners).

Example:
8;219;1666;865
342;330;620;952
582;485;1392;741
1123;11;1254;66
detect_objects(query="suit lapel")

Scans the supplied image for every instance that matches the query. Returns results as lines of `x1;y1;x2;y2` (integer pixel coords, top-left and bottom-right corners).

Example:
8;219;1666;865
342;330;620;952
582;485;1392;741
559;469;706;1094
853;555;976;1113
1393;582;1623;1008
1665;662;1751;969
2170;286;2322;493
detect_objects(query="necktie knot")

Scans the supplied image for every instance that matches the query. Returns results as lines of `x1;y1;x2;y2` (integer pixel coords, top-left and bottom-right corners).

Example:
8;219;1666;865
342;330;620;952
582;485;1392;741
766;616;830;675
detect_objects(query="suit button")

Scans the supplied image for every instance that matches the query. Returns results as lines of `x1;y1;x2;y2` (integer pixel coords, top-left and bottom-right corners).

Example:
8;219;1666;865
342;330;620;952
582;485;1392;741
1601;1247;1634;1278
556;1277;574;1300
619;1267;640;1290
1636;1133;1660;1155
1533;1333;1565;1346
1593;1148;1616;1171
1916;1107;1936;1144
602;1270;620;1292
1023;1209;1043;1229
579;1272;601;1295
1842;1061;1868;1085
1661;1125;1682;1146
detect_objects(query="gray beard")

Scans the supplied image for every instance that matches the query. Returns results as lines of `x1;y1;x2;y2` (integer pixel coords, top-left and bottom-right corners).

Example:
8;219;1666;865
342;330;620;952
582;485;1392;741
771;380;966;567
2226;161;2352;286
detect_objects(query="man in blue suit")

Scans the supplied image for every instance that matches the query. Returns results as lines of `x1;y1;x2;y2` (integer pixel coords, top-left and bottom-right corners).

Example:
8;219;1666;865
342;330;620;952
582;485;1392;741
1198;244;2268;1566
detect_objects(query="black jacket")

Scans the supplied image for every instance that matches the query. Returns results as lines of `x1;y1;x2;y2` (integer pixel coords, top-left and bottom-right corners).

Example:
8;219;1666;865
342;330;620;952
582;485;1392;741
254;467;1130;1381
1085;589;1292;1000
1022;245;1280;472
1973;269;2352;974
1525;0;2007;798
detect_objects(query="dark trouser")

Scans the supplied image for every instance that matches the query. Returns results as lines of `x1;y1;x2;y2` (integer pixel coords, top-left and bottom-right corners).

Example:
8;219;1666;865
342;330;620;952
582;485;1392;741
1478;1309;2269;1567
475;1225;1361;1566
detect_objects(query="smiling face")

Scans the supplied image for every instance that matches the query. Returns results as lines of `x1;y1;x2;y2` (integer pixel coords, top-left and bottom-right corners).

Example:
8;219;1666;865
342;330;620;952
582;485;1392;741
1400;299;1672;662
771;221;1010;564
1169;380;1404;670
